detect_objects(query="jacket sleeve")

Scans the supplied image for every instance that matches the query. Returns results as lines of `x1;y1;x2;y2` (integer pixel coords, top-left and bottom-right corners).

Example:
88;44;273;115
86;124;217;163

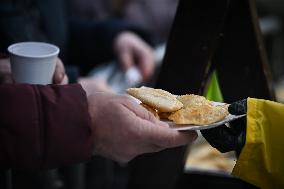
0;84;93;170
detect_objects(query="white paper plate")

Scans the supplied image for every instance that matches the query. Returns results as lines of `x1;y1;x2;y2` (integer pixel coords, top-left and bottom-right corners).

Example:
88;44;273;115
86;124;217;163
167;114;246;131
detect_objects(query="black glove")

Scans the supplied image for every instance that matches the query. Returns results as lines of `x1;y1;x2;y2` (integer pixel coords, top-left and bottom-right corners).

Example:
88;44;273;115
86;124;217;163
201;99;247;156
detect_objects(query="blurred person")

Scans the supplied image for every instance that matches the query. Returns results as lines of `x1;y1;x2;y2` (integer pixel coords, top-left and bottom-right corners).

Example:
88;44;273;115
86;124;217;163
0;0;155;90
201;99;284;188
70;0;178;45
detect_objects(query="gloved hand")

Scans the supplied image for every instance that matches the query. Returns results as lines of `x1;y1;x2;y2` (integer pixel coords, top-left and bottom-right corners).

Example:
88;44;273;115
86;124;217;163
201;99;247;156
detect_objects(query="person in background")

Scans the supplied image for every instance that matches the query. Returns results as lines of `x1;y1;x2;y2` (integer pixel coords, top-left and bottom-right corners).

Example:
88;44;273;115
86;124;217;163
0;0;156;91
70;0;178;46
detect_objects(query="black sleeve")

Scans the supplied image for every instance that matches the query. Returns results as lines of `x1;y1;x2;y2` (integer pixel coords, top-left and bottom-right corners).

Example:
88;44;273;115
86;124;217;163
0;1;51;51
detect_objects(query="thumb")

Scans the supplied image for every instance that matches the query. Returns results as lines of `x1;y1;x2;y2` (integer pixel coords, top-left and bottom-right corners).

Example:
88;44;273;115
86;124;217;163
145;123;198;148
53;58;66;84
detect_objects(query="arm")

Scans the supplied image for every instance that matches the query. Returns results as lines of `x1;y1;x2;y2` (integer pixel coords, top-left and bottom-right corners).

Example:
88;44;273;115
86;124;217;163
0;83;197;170
0;84;93;170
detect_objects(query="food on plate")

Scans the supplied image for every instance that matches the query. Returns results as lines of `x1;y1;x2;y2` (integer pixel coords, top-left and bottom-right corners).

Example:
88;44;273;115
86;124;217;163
140;103;159;118
127;87;229;125
158;112;172;120
177;94;212;107
168;104;229;125
127;86;183;112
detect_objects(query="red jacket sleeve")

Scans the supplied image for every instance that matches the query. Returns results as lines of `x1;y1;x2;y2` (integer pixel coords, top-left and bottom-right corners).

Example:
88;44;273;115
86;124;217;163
0;84;93;170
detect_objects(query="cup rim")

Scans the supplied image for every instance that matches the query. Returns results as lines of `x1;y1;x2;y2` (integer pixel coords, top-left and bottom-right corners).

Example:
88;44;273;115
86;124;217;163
8;41;60;58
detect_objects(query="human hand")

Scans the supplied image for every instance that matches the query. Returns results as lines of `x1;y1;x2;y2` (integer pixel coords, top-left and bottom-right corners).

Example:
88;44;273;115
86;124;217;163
201;99;247;156
87;93;197;163
114;31;155;81
0;58;12;84
53;58;69;84
79;77;114;96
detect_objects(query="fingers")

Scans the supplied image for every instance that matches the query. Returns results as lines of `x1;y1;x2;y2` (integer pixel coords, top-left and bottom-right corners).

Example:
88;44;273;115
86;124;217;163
145;124;198;148
201;125;238;153
121;95;197;148
53;58;68;84
118;49;133;71
114;31;155;81
228;99;247;115
121;95;158;124
137;49;155;81
61;74;69;85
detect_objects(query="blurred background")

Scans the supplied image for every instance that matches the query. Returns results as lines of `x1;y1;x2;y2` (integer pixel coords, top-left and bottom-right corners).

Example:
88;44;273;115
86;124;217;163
70;0;284;187
2;0;284;188
83;0;284;187
72;0;284;187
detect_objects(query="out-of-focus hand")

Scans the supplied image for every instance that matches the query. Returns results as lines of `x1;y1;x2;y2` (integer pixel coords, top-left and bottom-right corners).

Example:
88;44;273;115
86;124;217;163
79;77;114;96
87;93;197;163
53;58;68;85
114;31;155;81
0;58;12;84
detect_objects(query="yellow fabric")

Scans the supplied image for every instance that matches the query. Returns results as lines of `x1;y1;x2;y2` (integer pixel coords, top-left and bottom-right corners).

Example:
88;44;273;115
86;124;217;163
232;98;284;189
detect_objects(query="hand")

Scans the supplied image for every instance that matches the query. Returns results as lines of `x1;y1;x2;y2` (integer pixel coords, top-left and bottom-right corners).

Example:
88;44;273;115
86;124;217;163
87;93;197;163
0;58;68;84
0;58;12;84
79;77;114;96
201;99;247;156
53;58;69;84
114;31;155;81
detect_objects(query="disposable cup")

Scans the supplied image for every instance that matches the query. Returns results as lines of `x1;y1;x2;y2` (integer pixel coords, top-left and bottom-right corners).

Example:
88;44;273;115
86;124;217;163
8;42;59;85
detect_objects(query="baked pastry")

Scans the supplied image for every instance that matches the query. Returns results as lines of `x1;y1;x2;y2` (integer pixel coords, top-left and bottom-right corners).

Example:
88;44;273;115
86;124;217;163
127;87;229;125
177;94;212;107
140;103;159;118
168;104;229;125
127;86;183;112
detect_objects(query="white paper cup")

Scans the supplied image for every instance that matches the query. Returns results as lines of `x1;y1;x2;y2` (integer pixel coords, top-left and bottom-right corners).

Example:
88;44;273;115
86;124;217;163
8;42;60;85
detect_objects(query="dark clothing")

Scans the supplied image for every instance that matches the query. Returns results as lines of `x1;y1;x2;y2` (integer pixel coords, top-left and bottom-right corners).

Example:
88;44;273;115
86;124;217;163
0;0;151;75
70;0;178;45
0;84;93;170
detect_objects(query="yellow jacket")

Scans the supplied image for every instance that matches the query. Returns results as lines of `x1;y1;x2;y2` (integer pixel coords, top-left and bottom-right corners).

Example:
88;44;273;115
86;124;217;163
232;98;284;189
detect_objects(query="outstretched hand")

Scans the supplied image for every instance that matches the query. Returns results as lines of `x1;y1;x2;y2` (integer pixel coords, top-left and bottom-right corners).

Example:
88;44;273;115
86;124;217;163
87;93;197;163
201;99;247;155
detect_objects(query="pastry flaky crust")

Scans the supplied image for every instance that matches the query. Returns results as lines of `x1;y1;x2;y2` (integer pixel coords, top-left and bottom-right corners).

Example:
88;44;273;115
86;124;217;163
127;87;229;125
168;104;229;125
127;87;183;112
177;94;212;108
